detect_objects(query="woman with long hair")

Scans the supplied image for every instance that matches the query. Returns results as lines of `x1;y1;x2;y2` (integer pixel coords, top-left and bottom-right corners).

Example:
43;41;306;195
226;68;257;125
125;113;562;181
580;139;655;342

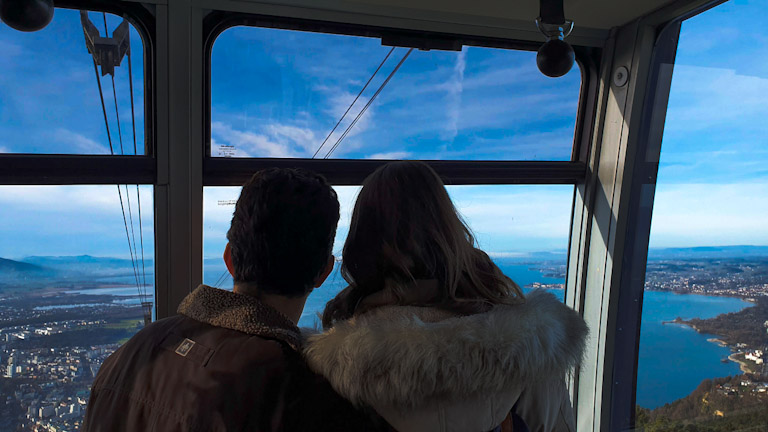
304;161;587;432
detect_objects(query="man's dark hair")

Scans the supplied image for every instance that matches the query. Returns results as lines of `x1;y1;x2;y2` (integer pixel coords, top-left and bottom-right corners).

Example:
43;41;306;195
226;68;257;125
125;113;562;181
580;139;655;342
227;168;340;298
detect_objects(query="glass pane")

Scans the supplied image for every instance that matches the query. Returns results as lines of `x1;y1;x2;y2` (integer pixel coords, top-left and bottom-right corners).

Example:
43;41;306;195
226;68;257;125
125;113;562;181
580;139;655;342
210;26;580;160
635;1;768;429
203;185;573;327
0;185;154;431
0;9;146;155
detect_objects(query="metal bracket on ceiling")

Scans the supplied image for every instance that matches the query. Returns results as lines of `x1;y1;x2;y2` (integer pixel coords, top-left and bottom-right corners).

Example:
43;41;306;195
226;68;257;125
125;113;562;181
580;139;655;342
80;11;130;77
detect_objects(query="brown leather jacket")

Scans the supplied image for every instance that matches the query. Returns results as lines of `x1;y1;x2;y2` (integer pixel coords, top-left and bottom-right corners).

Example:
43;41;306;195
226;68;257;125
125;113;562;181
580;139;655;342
83;285;378;432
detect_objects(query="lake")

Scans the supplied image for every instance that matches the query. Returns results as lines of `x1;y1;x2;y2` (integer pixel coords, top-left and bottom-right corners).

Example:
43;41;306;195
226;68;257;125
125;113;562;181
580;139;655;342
636;291;750;408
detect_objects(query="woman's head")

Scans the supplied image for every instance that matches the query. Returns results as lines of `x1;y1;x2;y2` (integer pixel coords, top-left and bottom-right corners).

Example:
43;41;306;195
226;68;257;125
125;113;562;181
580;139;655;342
323;161;523;327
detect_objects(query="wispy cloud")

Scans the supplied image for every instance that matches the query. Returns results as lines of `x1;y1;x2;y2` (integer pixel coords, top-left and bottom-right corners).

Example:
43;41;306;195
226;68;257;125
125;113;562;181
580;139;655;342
665;66;768;134
0;185;154;258
366;151;410;159
449;185;574;252
486;251;529;258
442;48;467;143
211;121;297;157
435;127;574;160
51;129;109;154
650;183;768;247
0;40;21;58
266;124;318;153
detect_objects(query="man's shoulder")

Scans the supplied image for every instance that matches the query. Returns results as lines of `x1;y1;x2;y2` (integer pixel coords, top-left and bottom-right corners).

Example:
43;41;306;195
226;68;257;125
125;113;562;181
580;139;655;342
132;313;294;360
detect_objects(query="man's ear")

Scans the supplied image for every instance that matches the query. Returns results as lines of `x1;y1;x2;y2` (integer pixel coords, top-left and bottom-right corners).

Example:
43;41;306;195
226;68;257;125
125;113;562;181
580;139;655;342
313;255;335;288
223;243;235;278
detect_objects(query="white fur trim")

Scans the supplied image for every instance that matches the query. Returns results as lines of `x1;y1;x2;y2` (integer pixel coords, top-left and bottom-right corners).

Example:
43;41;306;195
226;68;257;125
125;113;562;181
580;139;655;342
303;290;587;409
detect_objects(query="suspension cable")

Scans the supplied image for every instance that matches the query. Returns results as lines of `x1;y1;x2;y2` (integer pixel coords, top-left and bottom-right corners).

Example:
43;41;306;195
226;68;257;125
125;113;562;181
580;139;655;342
213;269;230;288
324;48;413;159
89;14;143;307
90;58;114;155
127;42;148;304
312;47;395;159
102;13;148;309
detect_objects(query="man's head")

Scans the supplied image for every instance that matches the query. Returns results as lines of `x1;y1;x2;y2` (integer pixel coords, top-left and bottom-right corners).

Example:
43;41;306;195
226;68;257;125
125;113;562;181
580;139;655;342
225;168;340;298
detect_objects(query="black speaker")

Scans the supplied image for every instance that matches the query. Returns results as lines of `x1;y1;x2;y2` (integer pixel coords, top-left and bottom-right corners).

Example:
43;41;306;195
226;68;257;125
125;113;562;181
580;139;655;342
536;38;575;78
0;0;54;32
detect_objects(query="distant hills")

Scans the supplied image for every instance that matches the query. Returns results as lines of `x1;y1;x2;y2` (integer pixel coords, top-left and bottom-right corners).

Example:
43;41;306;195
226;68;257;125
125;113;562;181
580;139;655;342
0;255;153;291
22;255;153;272
2;247;766;290
0;257;51;277
490;246;768;262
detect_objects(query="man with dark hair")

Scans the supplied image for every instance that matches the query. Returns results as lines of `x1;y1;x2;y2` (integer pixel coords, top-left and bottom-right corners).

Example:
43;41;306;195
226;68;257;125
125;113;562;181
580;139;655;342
83;168;374;431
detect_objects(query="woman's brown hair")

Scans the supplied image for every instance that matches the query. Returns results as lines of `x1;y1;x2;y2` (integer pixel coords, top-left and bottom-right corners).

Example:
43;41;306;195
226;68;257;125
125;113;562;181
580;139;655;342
322;161;524;328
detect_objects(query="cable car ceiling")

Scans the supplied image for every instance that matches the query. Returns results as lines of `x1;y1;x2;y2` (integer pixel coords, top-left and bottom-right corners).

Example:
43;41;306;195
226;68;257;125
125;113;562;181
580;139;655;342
276;0;680;30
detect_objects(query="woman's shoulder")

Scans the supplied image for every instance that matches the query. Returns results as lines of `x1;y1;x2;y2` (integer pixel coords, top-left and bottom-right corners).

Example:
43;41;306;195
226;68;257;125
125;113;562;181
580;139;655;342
303;289;588;409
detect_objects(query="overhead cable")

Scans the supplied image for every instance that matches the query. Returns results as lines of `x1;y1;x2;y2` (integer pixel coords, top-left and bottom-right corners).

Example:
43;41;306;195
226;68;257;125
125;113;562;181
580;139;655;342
86;12;146;316
324;48;413;159
312;47;396;159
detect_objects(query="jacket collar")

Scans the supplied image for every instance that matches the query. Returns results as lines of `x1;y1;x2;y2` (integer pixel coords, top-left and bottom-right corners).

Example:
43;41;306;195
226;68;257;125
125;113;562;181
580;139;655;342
178;285;301;350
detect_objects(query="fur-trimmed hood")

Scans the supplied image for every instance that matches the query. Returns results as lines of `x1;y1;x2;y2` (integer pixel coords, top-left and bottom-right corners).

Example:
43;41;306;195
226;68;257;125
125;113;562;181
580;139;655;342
303;290;587;432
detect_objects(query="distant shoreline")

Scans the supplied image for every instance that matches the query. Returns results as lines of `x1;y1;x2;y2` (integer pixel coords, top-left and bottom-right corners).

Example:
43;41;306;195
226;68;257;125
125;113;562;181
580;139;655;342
727;352;756;374
672;320;761;374
645;288;757;302
707;337;728;347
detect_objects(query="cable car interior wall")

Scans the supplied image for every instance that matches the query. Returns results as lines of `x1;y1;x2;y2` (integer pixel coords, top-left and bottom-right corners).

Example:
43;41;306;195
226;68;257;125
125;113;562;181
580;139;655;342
1;0;767;431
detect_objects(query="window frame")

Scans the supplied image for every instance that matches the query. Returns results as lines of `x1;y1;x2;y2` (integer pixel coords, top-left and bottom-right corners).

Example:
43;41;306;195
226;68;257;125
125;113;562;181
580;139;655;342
201;12;600;186
0;0;157;313
605;1;735;430
0;0;156;175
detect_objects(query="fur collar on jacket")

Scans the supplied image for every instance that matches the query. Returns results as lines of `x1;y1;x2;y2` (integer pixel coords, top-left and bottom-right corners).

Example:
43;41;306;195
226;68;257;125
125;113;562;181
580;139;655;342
178;285;302;350
303;289;587;409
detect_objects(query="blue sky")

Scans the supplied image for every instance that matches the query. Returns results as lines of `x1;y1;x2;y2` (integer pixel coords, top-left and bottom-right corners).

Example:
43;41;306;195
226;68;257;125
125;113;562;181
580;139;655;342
210;28;580;160
0;10;145;155
0;1;766;261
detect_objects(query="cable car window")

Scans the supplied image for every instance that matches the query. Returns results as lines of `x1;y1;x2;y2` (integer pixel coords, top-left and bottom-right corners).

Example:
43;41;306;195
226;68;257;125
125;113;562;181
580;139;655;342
0;9;147;155
203;185;573;327
635;1;768;428
0;185;154;430
209;26;581;161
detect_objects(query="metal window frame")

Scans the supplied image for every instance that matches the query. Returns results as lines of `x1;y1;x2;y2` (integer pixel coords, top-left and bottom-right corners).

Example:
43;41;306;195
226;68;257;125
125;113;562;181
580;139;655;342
0;0;156;165
567;1;728;431
200;11;599;186
0;1;158;314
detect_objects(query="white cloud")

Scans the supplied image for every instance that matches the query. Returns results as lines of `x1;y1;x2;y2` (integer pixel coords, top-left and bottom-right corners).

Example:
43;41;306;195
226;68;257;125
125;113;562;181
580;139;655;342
486;251;528;258
266;124;318;153
664;66;768;135
0;40;22;58
437;127;575;160
0;146;8;153
211;121;296;158
52;129;109;154
448;185;574;252
0;185;154;258
649;183;768;247
366;151;410;160
202;187;239;227
0;185;152;213
442;49;467;143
